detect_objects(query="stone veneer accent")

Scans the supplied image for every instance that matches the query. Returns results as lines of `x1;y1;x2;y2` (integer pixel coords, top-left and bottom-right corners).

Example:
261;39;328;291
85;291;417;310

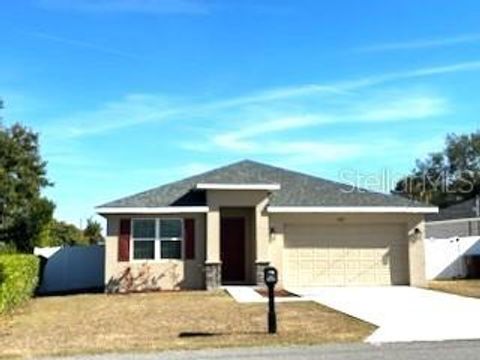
205;262;222;290
255;261;270;285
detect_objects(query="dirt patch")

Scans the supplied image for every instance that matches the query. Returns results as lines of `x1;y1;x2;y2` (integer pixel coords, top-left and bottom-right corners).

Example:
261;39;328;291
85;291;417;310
255;288;299;298
429;280;480;298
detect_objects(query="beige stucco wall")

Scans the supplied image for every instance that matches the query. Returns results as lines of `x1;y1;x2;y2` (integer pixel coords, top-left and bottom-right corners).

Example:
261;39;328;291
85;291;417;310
104;213;206;292
103;205;427;290
407;215;427;287
268;213;427;288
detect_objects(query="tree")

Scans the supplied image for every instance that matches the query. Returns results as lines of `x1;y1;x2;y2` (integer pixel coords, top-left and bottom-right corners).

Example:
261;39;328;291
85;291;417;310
9;198;55;251
83;218;104;244
0;120;54;252
42;220;88;247
394;131;480;207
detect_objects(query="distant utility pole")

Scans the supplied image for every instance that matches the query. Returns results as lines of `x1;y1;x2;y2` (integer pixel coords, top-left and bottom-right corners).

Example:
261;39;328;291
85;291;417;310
475;195;480;217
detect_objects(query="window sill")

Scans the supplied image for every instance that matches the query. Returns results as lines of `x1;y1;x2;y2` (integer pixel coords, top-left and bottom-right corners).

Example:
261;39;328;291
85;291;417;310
127;259;184;264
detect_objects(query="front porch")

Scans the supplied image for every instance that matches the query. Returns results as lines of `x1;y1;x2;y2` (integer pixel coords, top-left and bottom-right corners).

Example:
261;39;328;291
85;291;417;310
220;208;256;285
203;188;273;290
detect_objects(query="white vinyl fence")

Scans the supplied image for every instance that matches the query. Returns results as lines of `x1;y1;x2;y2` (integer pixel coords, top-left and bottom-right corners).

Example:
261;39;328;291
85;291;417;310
34;245;105;294
424;237;480;280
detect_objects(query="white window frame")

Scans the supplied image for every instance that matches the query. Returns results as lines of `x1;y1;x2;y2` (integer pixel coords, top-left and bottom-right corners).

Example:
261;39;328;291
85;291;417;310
159;219;184;260
130;218;184;262
131;218;156;261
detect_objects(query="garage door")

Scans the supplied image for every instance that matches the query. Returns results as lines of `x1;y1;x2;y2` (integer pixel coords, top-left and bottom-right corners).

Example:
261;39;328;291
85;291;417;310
284;224;409;287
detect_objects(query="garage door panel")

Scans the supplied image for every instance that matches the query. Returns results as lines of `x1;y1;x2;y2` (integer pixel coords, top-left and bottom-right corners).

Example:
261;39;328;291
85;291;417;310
345;261;362;271
284;223;409;287
329;249;345;259
315;261;329;269
314;250;329;259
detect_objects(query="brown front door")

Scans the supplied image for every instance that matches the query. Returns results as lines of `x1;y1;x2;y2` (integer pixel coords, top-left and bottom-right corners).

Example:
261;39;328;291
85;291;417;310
220;217;246;283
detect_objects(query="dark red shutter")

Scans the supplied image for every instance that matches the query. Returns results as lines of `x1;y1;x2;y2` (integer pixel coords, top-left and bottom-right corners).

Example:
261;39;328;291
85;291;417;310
184;219;195;260
118;218;131;262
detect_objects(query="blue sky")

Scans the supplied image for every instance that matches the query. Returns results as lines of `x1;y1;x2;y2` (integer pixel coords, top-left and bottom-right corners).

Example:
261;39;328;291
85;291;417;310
2;0;480;226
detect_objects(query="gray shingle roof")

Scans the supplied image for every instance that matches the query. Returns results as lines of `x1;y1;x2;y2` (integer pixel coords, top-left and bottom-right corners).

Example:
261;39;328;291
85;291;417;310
99;160;426;208
426;197;479;222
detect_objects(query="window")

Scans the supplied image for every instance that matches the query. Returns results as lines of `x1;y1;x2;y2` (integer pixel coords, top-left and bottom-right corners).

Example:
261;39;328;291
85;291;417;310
131;218;183;260
132;219;155;260
133;241;155;260
160;219;182;259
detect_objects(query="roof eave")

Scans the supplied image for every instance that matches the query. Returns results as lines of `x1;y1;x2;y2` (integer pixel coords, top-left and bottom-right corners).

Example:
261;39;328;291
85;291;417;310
196;183;281;190
267;206;439;214
96;206;209;215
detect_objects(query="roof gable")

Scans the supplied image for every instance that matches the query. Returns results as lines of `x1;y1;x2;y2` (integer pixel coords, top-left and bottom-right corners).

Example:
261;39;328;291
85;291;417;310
99;160;426;208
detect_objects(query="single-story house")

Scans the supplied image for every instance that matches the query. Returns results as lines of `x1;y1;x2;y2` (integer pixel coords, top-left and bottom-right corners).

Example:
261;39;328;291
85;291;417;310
96;160;437;292
426;196;480;238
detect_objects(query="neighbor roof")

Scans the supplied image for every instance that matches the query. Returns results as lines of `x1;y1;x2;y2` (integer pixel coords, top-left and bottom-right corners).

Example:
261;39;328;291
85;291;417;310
98;160;428;209
426;197;480;222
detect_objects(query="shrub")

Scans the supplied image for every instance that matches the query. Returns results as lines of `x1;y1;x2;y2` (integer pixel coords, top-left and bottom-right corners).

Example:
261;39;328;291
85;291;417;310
0;255;39;313
0;242;17;254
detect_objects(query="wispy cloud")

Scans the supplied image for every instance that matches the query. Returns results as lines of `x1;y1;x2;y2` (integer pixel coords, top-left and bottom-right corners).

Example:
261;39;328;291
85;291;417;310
181;91;448;165
202;61;480;109
186;136;365;162
210;93;448;149
37;0;210;15
201;84;347;110
22;30;143;60
205;60;480;111
354;95;449;122
209;118;317;153
333;61;480;91
400;61;480;78
41;59;473;140
355;34;480;52
356;33;480;52
41;94;180;138
213;115;323;148
257;141;365;161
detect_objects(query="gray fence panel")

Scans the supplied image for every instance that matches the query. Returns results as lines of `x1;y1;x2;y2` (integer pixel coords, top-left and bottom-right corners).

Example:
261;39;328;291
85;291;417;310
36;245;105;294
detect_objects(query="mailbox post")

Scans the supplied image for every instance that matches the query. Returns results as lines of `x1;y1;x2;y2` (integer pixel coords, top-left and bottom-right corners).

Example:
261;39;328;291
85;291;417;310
263;266;278;334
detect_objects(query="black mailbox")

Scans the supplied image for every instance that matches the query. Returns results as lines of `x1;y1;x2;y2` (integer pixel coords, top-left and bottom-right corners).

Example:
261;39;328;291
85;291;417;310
263;266;278;334
264;266;278;286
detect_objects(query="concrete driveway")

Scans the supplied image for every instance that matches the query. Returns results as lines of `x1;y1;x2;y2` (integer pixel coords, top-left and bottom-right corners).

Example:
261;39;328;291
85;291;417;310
288;286;480;343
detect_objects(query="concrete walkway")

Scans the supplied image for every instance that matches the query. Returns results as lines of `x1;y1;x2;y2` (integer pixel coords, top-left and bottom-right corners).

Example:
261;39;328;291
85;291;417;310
289;286;480;343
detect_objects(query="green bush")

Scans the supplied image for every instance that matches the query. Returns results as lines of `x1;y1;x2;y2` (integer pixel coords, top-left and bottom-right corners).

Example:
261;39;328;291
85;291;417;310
0;255;39;313
0;242;17;254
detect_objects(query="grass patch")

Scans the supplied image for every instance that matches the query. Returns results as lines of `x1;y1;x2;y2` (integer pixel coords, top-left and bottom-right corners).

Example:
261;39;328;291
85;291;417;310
429;279;480;298
0;291;375;358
